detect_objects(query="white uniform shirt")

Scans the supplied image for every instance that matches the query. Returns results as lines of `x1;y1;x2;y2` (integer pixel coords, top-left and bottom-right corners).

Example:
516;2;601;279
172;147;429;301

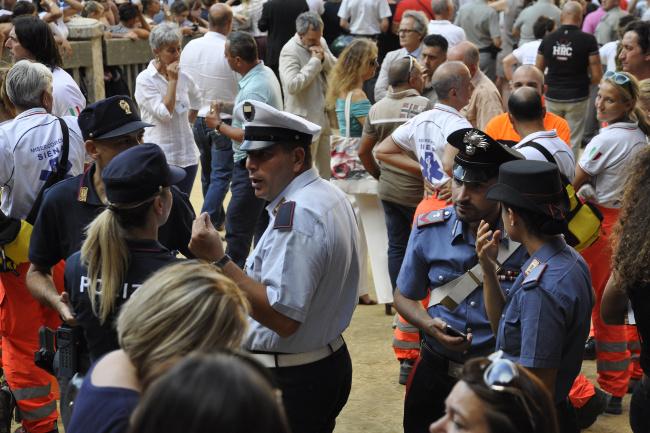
135;61;202;167
179;32;240;118
0;108;84;219
338;0;392;35
52;67;86;118
244;168;360;353
599;41;618;72
427;20;466;48
579;122;647;208
512;40;542;65
391;103;471;188
515;129;576;180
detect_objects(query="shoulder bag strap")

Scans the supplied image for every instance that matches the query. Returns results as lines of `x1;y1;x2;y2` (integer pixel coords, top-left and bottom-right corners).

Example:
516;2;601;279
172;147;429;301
521;141;554;165
344;91;353;139
56;117;70;175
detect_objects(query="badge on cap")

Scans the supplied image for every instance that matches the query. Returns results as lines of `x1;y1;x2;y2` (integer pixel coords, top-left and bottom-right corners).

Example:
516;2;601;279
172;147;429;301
463;130;489;156
119;100;132;115
243;102;255;121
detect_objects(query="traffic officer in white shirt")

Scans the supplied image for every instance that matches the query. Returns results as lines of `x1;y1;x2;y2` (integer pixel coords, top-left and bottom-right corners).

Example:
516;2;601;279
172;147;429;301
508;86;576;180
190;100;360;433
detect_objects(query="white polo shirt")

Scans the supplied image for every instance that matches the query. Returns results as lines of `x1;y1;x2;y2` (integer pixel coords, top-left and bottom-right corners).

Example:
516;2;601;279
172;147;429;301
338;0;391;35
515;129;575;181
0;108;84;219
579;122;647;208
391;103;471;188
52;67;86;118
427;20;466;48
179;31;240;118
512;40;542;66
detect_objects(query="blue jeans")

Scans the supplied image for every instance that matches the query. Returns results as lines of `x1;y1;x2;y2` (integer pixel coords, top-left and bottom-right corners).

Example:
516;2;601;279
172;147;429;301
225;159;267;268
176;164;198;196
193;117;233;227
381;200;416;290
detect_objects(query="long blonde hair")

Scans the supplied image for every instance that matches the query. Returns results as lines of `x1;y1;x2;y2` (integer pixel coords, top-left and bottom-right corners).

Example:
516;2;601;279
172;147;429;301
325;38;377;109
117;261;249;390
602;71;650;136
80;191;164;324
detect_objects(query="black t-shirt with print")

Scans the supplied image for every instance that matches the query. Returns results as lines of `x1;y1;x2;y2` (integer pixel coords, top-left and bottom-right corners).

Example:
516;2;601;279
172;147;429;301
538;25;599;101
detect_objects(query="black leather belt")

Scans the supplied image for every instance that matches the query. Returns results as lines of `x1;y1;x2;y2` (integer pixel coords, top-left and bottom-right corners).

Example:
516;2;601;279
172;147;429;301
420;340;464;379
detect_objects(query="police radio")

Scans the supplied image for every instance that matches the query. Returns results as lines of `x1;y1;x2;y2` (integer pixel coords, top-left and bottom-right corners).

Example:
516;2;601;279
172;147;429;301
34;325;82;379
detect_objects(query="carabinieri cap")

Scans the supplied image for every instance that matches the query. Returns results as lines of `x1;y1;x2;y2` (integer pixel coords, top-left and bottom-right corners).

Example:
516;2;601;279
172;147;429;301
237;100;321;151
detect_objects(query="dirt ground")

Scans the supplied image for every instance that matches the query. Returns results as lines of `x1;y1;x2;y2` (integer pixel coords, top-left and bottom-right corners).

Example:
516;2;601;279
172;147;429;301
335;300;632;433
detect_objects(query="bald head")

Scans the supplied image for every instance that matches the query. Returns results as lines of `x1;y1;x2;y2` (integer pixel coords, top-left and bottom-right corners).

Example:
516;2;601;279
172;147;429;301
508;86;544;122
209;3;232;33
447;41;480;75
561;1;583;25
511;65;545;94
432;61;471;101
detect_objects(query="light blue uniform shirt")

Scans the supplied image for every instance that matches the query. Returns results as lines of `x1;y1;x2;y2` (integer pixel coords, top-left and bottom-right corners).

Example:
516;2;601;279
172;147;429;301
496;236;593;404
244;168;360;353
398;207;528;363
232;62;283;163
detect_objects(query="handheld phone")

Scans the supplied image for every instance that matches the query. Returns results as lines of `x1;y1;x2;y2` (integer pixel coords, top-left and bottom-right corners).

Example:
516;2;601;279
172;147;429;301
444;324;468;341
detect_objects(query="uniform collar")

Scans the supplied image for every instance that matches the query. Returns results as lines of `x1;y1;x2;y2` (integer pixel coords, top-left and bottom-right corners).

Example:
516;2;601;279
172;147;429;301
266;167;319;215
125;238;169;253
77;163;104;206
519;235;566;273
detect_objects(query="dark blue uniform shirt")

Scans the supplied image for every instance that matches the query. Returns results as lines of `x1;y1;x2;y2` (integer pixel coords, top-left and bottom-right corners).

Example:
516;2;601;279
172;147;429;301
28;164;195;268
496;236;593;404
398;207;528;363
65;239;178;362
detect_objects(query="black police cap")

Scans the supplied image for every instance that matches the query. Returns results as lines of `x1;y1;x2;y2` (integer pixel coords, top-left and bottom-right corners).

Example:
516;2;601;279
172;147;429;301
78;95;153;141
447;128;523;183
102;143;185;204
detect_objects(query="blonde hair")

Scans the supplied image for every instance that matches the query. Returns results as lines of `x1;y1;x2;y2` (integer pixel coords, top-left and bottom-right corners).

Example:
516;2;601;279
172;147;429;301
602;71;650;136
325;38;377;109
80;190;166;324
117;261;249;390
638;78;650;112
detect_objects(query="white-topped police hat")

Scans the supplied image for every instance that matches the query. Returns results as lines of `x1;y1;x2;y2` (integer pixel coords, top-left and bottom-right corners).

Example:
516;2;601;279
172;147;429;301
236;100;321;151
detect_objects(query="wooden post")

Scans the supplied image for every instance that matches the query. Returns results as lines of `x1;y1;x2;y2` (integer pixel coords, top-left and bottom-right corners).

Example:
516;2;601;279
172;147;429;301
67;17;105;103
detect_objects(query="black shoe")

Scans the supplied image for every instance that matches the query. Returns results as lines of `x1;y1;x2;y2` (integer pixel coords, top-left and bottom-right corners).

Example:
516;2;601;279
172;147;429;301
385;303;393;316
629;378;640;394
398;359;414;385
584;337;596;360
0;384;14;433
605;396;623;415
576;387;611;429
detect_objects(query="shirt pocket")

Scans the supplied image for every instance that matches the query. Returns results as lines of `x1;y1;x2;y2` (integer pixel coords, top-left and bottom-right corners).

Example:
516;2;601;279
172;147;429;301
500;304;522;355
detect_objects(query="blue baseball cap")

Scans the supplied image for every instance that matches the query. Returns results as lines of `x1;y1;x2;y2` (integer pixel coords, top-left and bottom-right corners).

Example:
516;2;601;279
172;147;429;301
102;143;185;204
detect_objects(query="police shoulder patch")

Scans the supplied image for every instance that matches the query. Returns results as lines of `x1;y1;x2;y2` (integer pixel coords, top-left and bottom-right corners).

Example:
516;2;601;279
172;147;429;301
416;208;452;228
522;262;547;288
273;201;296;231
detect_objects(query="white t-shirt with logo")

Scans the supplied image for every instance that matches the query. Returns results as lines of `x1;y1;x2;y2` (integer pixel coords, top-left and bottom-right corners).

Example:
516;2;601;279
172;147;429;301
0;108;85;219
578;122;647;208
52;67;86;117
338;0;392;35
515;129;575;181
391;103;471;188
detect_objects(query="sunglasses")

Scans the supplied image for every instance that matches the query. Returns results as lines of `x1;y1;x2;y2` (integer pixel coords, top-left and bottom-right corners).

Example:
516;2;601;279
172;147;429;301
604;70;631;86
483;351;537;431
403;55;415;74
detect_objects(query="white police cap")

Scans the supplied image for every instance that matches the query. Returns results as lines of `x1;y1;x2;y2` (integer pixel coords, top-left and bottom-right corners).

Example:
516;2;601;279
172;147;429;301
236;100;322;151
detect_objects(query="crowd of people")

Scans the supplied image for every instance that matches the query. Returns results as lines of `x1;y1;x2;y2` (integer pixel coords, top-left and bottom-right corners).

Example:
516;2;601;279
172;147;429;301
0;0;649;433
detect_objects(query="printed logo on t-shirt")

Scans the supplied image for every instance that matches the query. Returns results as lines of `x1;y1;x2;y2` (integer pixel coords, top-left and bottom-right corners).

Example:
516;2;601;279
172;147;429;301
419;150;444;182
552;41;573;60
588;144;602;160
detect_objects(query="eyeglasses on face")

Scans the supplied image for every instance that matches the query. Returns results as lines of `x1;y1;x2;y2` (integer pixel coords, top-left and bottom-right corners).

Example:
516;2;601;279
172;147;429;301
604;70;631;86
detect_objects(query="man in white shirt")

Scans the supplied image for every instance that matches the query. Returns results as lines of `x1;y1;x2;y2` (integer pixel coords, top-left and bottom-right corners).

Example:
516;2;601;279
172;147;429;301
0;60;84;433
279;11;336;177
338;0;391;37
180;3;239;228
427;0;466;48
508;86;575;180
375;61;473;195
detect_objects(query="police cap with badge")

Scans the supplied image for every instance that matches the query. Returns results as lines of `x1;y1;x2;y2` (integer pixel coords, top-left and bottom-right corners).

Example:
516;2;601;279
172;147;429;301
447;128;523;183
78;95;153;141
237;100;321;151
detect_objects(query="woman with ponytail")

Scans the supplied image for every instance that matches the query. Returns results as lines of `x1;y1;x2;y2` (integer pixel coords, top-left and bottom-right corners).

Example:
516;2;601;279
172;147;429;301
65;143;184;362
572;70;649;412
476;160;593;431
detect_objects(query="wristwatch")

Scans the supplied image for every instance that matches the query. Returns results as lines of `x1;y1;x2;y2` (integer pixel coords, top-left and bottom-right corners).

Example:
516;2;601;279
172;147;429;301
214;120;223;134
212;254;232;270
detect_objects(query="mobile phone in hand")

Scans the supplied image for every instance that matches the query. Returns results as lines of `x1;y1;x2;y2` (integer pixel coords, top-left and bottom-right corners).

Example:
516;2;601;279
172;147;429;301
444;324;468;341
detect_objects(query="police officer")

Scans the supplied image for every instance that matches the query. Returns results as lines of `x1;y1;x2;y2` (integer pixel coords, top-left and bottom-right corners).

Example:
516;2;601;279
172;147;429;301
66;143;184;362
26;96;195;325
189;100;360;433
476;159;593;433
393;128;527;433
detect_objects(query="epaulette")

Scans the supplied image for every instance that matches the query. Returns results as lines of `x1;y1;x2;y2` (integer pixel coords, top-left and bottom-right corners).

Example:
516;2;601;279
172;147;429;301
416;208;452;228
522;259;547;288
273;201;296;231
